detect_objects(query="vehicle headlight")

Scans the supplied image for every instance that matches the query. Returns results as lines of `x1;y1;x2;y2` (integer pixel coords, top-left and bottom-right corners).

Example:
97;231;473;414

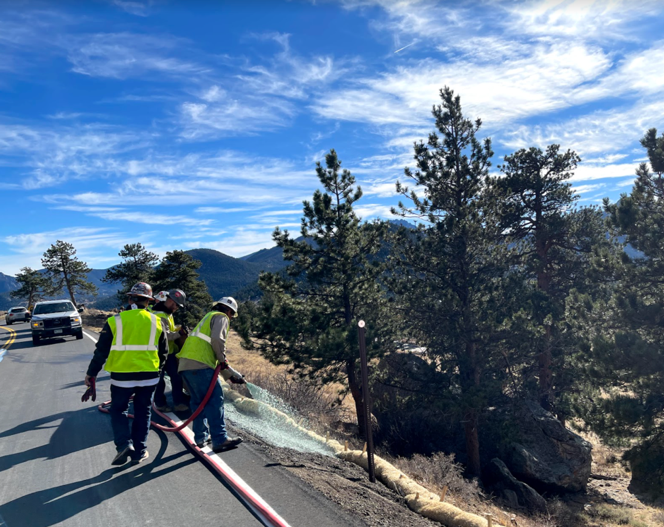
71;317;81;324
32;319;44;328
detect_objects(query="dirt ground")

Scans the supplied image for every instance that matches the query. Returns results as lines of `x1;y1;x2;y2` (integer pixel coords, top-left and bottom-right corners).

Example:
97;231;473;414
237;428;439;527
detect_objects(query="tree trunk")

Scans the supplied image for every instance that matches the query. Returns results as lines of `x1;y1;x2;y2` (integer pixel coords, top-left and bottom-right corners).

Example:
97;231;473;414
464;409;481;477
460;335;482;477
538;326;553;412
347;358;366;438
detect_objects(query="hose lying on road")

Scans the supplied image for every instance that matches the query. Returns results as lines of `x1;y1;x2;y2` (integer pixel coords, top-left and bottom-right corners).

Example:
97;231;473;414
97;363;222;433
94;363;291;527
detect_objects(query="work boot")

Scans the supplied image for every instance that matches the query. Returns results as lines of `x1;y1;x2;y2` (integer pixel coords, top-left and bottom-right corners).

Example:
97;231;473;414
131;450;149;464
155;404;172;412
212;437;242;453
112;444;135;466
173;403;189;412
196;437;211;448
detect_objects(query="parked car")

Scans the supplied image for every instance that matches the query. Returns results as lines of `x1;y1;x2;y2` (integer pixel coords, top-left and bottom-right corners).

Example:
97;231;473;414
31;300;83;345
5;306;30;325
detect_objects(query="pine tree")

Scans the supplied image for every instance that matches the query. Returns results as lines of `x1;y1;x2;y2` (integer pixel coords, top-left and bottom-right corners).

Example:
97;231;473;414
41;241;97;306
241;149;394;437
102;243;158;301
151;250;212;327
582;128;664;443
488;145;610;421
10;267;48;307
390;87;507;476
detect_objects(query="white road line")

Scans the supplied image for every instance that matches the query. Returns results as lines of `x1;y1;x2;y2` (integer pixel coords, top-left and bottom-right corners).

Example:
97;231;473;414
83;330;99;343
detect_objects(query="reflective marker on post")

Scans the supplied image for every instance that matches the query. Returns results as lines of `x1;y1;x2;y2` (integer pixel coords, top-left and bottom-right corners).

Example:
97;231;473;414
357;319;376;483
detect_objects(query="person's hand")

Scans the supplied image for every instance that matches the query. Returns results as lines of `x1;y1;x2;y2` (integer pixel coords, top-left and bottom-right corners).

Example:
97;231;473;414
85;375;95;387
229;369;245;385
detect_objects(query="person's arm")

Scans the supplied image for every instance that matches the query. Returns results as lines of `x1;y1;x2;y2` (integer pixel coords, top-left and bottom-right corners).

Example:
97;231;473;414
158;330;168;370
85;321;113;384
209;314;229;364
159;317;181;341
210;315;245;384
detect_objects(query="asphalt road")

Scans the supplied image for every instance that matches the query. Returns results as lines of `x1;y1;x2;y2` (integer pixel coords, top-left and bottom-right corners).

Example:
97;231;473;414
0;320;365;527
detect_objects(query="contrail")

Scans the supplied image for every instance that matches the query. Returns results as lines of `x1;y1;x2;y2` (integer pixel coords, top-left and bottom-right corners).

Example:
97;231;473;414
394;41;416;54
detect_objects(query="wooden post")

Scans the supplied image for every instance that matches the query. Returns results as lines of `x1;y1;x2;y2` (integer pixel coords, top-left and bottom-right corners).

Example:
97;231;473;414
358;320;375;483
362;442;367;454
440;485;449;502
344;440;348;452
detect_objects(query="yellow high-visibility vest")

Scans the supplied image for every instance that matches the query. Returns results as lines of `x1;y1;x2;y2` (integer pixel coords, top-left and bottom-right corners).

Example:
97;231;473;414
150;307;178;355
105;309;163;373
177;311;228;369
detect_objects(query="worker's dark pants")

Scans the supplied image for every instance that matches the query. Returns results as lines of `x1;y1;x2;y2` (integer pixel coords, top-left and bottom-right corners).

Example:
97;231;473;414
109;384;157;458
180;369;227;448
154;354;185;407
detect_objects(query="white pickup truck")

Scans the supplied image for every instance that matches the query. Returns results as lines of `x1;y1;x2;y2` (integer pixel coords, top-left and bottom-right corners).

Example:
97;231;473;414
31;300;84;345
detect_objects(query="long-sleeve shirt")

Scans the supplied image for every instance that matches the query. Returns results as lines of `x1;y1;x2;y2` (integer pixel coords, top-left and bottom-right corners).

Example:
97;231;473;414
178;313;229;372
86;314;168;387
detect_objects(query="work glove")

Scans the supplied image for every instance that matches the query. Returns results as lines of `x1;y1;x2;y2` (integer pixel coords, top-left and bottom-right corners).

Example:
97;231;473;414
219;361;246;384
179;325;189;337
82;377;96;402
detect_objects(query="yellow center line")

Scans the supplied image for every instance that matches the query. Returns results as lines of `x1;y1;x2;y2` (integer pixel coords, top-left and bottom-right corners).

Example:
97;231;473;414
0;325;17;350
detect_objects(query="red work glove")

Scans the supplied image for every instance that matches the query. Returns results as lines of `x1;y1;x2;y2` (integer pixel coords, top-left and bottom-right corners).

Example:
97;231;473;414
82;377;96;402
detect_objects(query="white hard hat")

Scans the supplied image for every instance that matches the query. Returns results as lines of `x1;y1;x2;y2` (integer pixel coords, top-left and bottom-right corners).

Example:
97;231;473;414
213;296;238;317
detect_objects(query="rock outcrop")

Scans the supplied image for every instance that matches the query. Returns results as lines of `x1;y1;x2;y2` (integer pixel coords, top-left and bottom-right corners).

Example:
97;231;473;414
484;458;547;512
625;434;664;500
504;401;592;492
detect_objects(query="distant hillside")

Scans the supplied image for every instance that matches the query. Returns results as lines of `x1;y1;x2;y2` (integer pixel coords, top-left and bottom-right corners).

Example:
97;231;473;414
0;268;119;306
240;245;288;271
185;248;265;300
0;272;18;294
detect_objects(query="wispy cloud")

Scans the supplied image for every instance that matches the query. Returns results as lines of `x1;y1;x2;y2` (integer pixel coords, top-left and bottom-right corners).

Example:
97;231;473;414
65;33;207;79
0;227;150;274
111;0;152;17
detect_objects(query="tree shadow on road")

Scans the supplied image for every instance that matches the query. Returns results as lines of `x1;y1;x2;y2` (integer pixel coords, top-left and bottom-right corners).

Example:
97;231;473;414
0;408;110;474
0;427;194;527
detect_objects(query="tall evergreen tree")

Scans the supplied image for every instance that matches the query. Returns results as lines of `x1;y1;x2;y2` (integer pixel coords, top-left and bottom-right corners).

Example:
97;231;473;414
390;87;506;476
240;150;394;437
151;250;212;327
103;243;158;301
10;267;48;307
41;240;97;306
489;145;609;420
580;128;664;444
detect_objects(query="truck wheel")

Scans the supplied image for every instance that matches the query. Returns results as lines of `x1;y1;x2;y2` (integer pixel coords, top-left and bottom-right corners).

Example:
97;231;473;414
76;331;84;340
6;320;10;326
32;335;40;346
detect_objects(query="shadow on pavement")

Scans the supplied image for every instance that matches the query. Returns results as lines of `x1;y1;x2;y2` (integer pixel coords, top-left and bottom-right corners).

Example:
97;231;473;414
0;408;111;474
0;428;194;527
60;375;110;390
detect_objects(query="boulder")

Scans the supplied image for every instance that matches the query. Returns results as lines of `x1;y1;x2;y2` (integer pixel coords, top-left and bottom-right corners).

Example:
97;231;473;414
504;401;592;493
484;458;547;513
625;434;664;500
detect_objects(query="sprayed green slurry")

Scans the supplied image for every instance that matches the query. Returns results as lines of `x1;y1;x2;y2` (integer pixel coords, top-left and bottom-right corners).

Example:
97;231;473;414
225;382;335;456
245;382;299;418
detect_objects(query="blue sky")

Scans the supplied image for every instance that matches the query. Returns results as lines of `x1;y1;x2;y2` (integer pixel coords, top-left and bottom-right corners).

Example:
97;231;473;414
1;0;663;275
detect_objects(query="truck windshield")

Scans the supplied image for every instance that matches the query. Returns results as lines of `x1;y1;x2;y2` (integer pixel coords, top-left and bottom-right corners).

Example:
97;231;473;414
34;302;75;315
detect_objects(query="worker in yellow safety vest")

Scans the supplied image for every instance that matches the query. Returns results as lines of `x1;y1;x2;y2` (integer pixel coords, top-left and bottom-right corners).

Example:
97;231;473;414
177;296;245;452
151;289;189;412
85;282;168;466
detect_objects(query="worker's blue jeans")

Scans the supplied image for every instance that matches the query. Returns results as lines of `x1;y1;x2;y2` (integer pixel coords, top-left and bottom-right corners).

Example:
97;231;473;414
154;354;185;407
180;369;227;448
109;383;156;458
